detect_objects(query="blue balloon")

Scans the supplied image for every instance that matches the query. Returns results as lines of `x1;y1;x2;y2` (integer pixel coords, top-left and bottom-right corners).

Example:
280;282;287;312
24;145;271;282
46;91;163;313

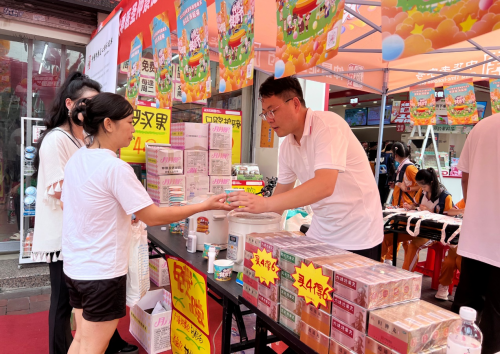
156;99;160;109
181;92;187;103
382;35;405;61
341;26;345;34
275;60;285;78
219;79;226;93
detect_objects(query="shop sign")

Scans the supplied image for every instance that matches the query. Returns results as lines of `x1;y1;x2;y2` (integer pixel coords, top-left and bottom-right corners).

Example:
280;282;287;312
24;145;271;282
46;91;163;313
138;76;156;97
391;101;411;124
433;125;464;134
120;104;171;164
396;123;405;133
292;262;334;309
33;75;59;88
251;248;279;286
167;256;210;335
202;108;242;164
171;309;211;354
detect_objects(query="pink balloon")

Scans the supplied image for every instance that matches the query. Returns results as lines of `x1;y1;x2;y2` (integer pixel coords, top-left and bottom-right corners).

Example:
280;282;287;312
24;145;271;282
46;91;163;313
479;0;493;10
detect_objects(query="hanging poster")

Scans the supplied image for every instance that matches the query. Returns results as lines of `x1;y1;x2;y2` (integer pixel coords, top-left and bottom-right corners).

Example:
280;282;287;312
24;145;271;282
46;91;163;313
443;81;479;125
409;84;436;126
381;0;500;61
390;101;411;124
202;108;242;164
216;0;255;93
490;78;500;114
171;309;211;354
175;0;211;103
150;12;174;109
274;0;344;78
126;34;143;108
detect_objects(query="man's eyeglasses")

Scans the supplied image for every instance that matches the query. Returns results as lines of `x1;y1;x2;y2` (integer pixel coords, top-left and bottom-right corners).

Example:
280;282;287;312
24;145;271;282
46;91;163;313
259;97;294;120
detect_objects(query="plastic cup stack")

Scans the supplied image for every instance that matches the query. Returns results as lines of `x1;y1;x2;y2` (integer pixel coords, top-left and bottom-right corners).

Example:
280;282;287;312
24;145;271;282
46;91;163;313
168;186;185;233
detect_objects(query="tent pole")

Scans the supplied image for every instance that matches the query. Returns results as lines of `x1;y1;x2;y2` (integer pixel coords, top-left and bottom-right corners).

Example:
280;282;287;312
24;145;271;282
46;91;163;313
467;39;500;63
345;0;381;5
375;68;389;184
318;65;383;93
296;68;382;79
388;68;500;79
340;29;378;49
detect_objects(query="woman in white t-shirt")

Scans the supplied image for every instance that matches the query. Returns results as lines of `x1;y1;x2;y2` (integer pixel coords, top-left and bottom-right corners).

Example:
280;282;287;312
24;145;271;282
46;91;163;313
62;92;232;354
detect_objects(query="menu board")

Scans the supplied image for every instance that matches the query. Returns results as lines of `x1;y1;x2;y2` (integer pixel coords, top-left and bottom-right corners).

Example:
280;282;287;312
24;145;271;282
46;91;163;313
344;108;367;127
367;105;392;126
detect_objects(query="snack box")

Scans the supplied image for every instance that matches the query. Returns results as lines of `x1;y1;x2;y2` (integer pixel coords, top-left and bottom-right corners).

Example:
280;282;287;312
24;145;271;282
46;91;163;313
146;145;183;175
257;294;279;322
209;149;232;176
368;300;460;354
208;123;232;150
171;122;208;150
279;305;301;335
330;317;366;354
280;286;304;317
280;269;298;295
209;176;233;195
242;283;258;307
184;150;208;175
279;247;341;274
243;266;259;291
245;232;304;255
299;320;330;354
146;174;185;205
185;175;210;201
365;336;394;354
331;295;368;334
329;338;357;354
258;282;280;303
301;302;331;336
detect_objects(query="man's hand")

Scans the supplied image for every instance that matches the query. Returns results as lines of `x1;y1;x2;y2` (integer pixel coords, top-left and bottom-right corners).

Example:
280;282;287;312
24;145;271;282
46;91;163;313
202;193;235;212
228;192;269;213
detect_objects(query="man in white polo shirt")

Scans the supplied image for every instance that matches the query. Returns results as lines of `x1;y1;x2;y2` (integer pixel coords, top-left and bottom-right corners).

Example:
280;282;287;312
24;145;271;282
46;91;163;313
229;76;383;260
452;113;500;353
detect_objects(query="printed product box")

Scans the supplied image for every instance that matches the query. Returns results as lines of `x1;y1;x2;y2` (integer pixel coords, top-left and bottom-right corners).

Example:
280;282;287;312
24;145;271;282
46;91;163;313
244;250;255;270
243;266;259;291
329;338;357;354
171;122;208;150
280;286;304;316
129;289;172;354
245;232;302;255
208;123;232;149
209;176;233;195
232;180;265;195
280;269;298;295
299;320;330;354
279;247;334;274
146;145;183;175
365;336;393;354
367;300;460;354
301;302;331;336
146;174;185;205
242;283;258;307
184;150;208;175
257;294;279;322
185;175;210;200
258;281;280;303
331;295;368;334
149;252;170;287
209;149;232;176
279;305;301;335
330;317;366;354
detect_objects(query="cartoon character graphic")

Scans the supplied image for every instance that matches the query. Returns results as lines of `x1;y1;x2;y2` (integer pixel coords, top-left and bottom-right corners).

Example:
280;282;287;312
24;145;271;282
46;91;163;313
354;287;367;308
352;312;364;332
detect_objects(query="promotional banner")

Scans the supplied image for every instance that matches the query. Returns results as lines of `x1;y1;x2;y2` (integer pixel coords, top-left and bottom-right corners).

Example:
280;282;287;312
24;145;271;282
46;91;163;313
490;78;500;114
167;256;210;335
390;101;411;124
444;81;479;125
86;11;120;93
175;0;212;103
120;103;171;163
381;0;500;61
150;12;174;108
216;0;255;93
409;84;436;126
202;108;242;164
125;34;143;108
274;0;345;78
171;309;211;354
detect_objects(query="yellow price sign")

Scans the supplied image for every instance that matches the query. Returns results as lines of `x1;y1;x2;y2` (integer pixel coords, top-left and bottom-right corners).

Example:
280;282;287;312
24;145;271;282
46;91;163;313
167;256;209;335
202;108;242;164
292;262;334;309
251;248;279;287
171;309;211;354
120;104;171;164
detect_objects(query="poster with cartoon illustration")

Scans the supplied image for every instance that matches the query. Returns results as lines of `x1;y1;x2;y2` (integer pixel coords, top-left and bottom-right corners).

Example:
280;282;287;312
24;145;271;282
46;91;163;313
150;13;173;109
175;0;211;103
274;0;345;78
381;0;500;61
409;84;436;126
444;81;479;125
490;78;500;114
216;0;255;93
126;34;143;108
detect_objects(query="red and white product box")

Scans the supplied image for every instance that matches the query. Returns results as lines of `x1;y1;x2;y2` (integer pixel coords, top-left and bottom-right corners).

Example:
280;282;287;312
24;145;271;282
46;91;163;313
242;283;258;307
331;295;368;333
300;320;330;354
280;285;304;317
146;174;185;205
146;145;183;175
257;294;279;322
185;175;210;201
209;149;232;176
365;336;393;354
258;282;280;303
243;266;259;291
170;122;208;150
330;317;366;354
184;150;208;175
301;302;331;336
329;338;357;354
149;251;170;287
209;176;233;195
208;123;232;150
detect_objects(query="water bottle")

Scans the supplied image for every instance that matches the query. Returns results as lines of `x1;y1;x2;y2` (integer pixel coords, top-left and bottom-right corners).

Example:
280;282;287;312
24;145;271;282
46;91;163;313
447;307;483;354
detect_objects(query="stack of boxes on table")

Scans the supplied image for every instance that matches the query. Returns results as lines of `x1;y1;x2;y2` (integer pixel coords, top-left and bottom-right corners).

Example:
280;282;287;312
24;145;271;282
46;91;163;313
242;232;460;354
